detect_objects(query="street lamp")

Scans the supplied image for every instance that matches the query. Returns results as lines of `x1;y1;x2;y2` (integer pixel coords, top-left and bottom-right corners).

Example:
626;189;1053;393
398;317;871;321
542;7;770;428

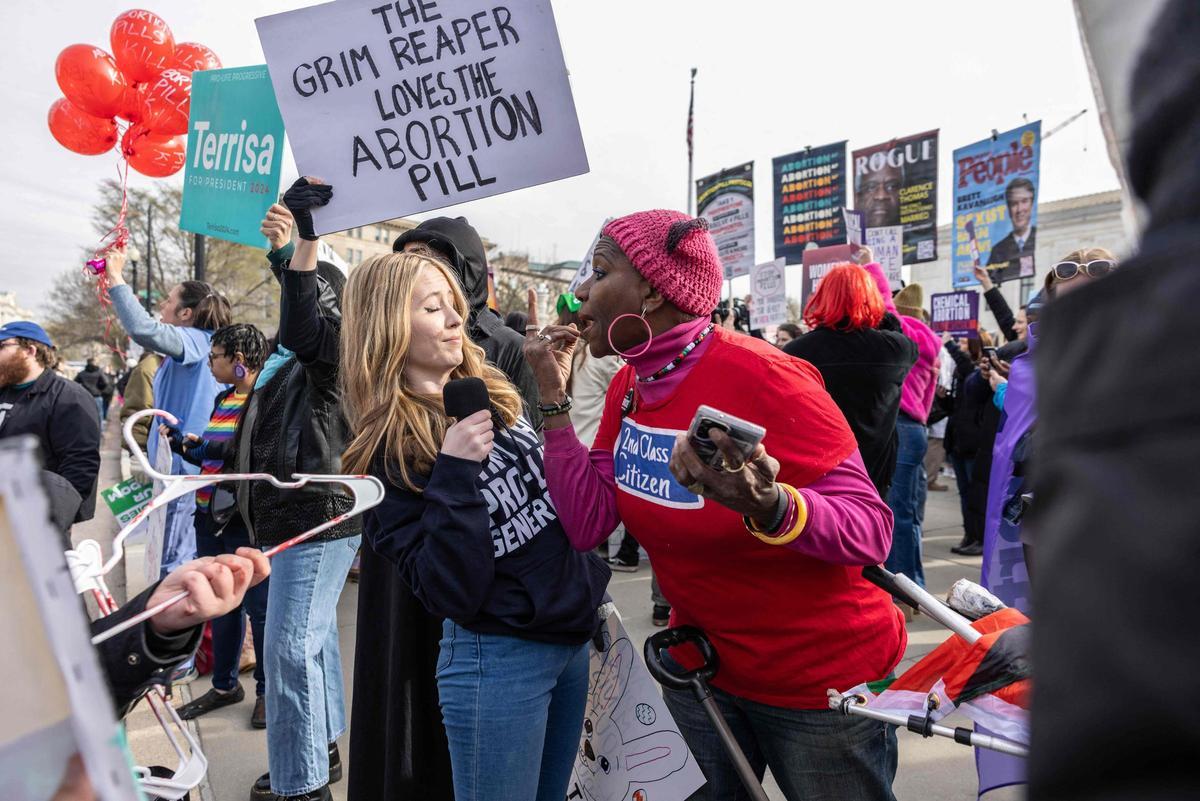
125;244;148;311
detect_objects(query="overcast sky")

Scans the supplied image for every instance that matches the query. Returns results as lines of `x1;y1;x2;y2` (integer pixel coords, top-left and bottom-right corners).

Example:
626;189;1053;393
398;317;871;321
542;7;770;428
2;0;1120;314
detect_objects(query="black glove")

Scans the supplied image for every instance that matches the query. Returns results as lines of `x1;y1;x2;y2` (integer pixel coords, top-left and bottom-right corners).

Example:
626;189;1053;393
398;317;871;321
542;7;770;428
282;178;333;241
163;425;186;454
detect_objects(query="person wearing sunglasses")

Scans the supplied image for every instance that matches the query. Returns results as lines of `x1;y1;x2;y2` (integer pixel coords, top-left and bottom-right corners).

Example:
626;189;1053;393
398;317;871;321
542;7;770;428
981;247;1118;621
1044;249;1118;297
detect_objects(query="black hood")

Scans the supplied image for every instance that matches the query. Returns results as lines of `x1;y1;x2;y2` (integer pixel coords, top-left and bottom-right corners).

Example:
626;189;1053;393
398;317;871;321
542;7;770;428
393;217;489;316
1126;0;1200;234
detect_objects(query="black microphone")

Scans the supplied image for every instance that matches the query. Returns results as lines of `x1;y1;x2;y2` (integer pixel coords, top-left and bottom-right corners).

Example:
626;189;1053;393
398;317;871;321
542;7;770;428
443;377;490;420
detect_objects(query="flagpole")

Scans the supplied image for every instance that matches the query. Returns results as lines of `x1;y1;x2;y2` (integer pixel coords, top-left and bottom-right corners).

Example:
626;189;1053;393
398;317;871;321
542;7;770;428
687;67;696;216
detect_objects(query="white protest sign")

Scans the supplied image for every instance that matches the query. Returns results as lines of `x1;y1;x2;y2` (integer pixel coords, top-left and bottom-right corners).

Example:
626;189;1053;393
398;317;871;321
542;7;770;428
866;225;903;290
843;207;865;246
567;607;705;801
750;258;788;330
567;218;614;295
256;0;589;235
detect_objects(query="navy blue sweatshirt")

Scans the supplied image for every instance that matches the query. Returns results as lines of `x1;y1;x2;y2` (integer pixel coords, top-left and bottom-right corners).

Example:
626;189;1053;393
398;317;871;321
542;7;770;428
365;417;610;645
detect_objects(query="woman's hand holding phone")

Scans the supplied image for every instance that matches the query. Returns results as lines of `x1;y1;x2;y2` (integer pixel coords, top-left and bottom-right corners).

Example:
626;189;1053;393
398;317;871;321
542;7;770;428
669;429;781;525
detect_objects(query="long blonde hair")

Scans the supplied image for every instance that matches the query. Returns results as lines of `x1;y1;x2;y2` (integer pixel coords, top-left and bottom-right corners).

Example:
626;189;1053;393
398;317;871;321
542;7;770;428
340;252;523;490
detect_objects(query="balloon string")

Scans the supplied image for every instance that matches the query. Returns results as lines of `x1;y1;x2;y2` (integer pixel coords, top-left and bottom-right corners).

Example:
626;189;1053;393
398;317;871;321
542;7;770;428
87;154;132;361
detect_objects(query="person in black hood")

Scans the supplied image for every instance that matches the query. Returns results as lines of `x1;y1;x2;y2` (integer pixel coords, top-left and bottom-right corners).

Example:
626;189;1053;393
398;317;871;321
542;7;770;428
1028;3;1200;798
348;216;545;801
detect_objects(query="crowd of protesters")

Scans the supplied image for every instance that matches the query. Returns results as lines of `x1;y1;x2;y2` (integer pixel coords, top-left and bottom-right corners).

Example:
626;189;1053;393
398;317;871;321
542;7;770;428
0;144;1148;801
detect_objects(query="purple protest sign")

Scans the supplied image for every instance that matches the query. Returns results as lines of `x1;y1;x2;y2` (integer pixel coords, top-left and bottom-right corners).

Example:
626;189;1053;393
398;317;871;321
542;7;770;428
929;291;980;338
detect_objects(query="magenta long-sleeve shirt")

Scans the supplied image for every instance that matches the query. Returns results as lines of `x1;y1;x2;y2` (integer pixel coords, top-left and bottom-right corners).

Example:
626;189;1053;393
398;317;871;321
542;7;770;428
543;318;893;565
863;262;942;423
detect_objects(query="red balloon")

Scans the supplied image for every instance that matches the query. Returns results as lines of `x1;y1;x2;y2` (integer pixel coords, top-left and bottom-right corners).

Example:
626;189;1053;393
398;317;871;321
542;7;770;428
122;124;185;177
47;98;118;156
141;68;192;136
110;9;175;83
118;81;150;124
55;44;128;119
173;42;221;74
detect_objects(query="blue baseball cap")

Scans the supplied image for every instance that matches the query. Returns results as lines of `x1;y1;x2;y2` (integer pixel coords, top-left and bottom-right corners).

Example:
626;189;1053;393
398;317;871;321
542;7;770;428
0;321;54;348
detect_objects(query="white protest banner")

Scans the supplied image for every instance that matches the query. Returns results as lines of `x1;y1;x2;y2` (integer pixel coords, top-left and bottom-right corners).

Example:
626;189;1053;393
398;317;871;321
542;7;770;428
866;225;903;290
750;258;788;329
567;218;614;295
0;443;140;801
256;0;589;235
567;607;705;801
843;207;865;246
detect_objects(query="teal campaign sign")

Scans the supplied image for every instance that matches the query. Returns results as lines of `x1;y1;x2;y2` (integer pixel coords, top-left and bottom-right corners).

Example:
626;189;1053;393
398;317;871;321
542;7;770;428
180;65;284;248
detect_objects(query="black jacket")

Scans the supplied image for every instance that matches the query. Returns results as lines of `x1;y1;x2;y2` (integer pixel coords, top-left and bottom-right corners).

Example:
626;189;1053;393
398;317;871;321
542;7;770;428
1029;4;1200;798
93;583;202;718
983;286;1020;343
393;216;542;430
234;264;359;547
0;369;100;523
366;423;609;643
783;313;917;495
74;364;110;398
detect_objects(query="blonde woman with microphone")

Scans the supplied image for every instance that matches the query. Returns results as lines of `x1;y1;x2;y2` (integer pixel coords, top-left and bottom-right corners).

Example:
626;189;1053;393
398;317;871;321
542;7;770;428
335;208;610;801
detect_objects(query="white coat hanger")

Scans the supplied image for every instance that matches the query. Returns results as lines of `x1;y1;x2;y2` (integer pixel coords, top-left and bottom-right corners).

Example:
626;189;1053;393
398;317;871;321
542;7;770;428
68;408;384;800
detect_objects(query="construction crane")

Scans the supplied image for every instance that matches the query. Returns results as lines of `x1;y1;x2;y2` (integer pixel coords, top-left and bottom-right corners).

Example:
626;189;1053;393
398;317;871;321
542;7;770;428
1044;108;1089;139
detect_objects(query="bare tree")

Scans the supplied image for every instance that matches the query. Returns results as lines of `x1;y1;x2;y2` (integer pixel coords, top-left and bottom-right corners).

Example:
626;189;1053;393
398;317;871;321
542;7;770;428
45;180;282;359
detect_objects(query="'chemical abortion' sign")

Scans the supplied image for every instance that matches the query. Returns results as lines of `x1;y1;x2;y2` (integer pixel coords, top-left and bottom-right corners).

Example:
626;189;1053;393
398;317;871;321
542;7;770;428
256;0;589;234
929;290;980;339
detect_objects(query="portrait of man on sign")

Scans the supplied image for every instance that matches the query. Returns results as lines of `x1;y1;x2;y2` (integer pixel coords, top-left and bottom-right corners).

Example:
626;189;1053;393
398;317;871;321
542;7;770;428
854;159;903;228
986;177;1036;267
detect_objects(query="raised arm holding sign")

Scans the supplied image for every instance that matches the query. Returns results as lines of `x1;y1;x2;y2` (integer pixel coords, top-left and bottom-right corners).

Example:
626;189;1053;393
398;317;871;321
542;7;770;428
255;0;588;234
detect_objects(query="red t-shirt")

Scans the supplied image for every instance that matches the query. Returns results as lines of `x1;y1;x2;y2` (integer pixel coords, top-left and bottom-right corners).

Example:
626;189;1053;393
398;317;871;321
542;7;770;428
593;329;906;708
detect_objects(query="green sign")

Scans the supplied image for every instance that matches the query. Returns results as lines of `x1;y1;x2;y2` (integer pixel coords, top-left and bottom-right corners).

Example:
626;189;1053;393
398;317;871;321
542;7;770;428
180;65;285;248
100;478;153;526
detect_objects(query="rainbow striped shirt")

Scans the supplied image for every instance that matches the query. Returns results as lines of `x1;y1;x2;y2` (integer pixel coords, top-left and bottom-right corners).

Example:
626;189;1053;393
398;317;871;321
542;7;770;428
196;390;249;511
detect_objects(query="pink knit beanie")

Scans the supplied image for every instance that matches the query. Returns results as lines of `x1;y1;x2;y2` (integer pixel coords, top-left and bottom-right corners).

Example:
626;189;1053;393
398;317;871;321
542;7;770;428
602;210;723;316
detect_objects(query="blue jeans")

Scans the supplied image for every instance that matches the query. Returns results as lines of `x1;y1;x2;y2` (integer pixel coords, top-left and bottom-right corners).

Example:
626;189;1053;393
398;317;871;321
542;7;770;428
885;415;928;587
436;620;589;801
663;683;897;801
94;395;106;422
194;513;268;696
264;535;360;795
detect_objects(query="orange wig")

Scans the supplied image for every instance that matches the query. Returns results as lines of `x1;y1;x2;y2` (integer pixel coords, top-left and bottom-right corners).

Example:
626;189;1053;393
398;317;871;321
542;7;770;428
802;263;886;332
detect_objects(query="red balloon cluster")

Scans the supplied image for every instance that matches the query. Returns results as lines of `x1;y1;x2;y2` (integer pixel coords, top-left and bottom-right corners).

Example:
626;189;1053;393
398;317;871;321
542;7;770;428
48;9;220;178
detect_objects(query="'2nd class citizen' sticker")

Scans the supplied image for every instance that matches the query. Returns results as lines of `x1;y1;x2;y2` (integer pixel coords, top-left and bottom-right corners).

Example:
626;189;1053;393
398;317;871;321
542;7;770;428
613;419;704;510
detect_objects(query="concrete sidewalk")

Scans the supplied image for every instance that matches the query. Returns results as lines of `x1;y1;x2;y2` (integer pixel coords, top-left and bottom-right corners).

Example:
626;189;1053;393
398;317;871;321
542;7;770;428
113;456;1023;800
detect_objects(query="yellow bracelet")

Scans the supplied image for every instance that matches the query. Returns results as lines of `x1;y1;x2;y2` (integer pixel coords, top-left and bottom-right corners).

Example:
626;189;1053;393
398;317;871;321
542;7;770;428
747;484;808;545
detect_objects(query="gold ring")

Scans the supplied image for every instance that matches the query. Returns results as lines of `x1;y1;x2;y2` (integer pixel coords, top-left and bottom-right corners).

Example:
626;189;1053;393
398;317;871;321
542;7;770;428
686;481;705;495
718;458;742;473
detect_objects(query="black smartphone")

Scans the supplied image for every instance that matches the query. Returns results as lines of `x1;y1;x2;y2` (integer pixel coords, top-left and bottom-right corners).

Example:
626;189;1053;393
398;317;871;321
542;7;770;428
686;405;767;470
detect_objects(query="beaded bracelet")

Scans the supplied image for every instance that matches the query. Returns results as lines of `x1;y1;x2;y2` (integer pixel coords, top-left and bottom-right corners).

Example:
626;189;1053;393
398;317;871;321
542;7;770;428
744;483;808;545
538;395;573;416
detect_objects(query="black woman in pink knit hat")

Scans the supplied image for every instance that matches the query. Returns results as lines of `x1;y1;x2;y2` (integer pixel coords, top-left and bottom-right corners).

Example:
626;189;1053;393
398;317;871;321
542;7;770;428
525;209;904;800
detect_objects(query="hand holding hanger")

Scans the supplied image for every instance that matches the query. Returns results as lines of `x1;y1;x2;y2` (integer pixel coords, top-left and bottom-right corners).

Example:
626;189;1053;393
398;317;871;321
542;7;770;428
146;550;270;634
